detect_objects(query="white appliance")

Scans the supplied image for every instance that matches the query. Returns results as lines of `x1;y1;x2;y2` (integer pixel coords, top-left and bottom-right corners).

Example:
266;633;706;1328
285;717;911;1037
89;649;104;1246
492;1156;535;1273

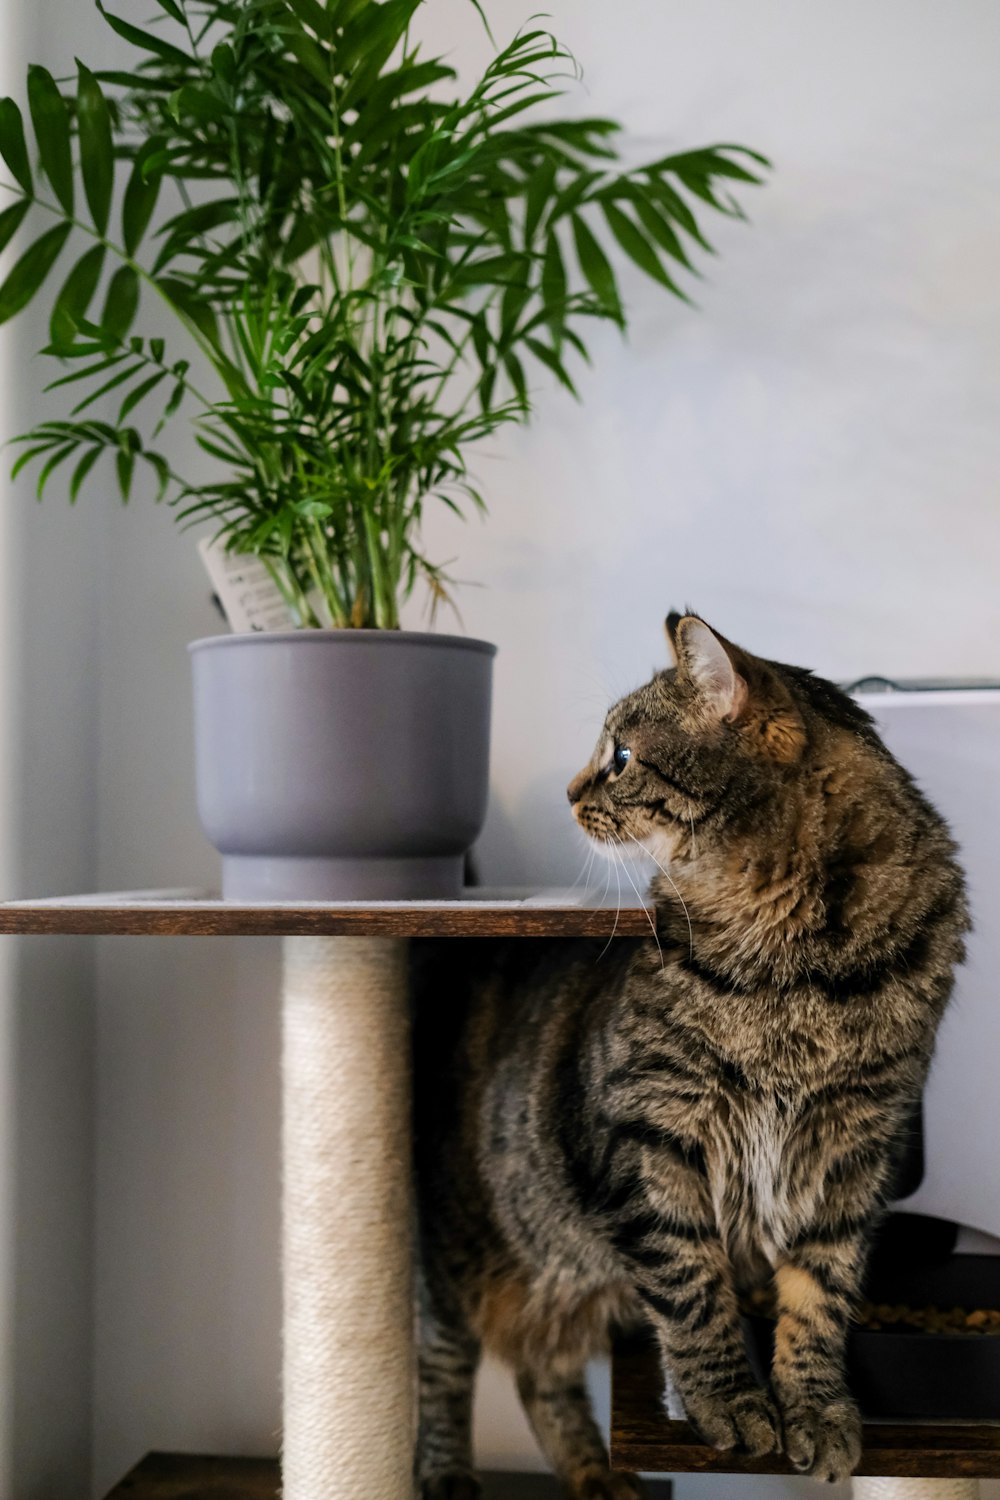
852;683;1000;1241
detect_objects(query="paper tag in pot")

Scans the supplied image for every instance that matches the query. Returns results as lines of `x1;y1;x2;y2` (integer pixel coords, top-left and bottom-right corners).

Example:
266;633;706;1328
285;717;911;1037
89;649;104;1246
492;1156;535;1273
197;535;296;633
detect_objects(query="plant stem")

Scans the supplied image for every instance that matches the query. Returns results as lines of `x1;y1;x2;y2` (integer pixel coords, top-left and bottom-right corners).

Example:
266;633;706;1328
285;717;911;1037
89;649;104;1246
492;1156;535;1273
262;553;320;629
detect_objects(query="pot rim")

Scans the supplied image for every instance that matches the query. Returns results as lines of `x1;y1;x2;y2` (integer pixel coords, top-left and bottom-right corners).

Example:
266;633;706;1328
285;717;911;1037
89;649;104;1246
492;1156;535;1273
188;627;497;657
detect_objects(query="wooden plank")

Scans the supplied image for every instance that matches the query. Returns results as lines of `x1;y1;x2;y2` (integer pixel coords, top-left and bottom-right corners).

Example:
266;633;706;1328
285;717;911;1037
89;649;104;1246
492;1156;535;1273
103;1453;276;1499
103;1453;673;1497
0;888;649;938
611;1339;1000;1478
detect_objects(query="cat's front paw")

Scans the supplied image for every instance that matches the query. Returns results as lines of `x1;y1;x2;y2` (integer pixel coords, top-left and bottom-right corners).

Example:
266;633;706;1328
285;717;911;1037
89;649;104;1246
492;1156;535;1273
681;1385;781;1456
781;1396;862;1482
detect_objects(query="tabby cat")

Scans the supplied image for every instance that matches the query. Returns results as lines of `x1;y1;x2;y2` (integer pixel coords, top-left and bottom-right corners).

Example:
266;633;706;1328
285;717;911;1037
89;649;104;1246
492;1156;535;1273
412;613;968;1496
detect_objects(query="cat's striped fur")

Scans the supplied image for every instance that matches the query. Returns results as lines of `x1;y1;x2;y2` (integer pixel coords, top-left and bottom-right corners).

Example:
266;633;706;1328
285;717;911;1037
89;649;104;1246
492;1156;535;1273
413;615;968;1496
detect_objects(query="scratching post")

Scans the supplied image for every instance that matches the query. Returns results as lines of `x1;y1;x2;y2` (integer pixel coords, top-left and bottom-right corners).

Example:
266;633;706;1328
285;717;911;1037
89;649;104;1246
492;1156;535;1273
854;1481;980;1498
282;936;414;1498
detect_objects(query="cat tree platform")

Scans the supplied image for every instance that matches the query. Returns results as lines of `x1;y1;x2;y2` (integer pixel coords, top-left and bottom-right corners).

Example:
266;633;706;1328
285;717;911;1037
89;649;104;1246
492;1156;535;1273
611;1338;1000;1483
3;890;997;1500
0;886;649;937
102;1451;675;1498
0;889;646;1500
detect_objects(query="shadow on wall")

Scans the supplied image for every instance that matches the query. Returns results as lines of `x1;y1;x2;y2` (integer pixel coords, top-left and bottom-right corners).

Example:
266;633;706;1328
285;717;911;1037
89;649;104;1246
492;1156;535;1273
479;765;639;894
0;937;95;1499
91;935;282;1497
476;776;595;891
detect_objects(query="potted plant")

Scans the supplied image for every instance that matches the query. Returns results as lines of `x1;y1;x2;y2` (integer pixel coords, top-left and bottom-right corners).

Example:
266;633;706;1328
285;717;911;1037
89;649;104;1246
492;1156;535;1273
0;0;766;899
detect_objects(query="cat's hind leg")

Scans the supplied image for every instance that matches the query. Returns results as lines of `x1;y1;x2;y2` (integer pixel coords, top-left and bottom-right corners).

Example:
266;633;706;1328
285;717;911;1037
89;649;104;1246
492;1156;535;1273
417;1280;482;1500
515;1364;649;1500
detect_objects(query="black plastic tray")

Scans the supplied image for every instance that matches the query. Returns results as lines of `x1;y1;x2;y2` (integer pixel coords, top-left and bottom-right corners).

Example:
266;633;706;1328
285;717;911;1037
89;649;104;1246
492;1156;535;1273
746;1252;1000;1421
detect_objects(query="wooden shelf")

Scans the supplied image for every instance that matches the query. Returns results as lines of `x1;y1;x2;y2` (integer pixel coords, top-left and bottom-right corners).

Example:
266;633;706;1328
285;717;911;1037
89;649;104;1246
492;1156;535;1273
104;1453;275;1498
0;887;648;938
103;1453;673;1497
611;1339;1000;1478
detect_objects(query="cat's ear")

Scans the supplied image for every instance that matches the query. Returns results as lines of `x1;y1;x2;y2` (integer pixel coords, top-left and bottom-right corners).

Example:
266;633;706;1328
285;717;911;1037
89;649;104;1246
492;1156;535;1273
664;611;684;663
671;616;748;722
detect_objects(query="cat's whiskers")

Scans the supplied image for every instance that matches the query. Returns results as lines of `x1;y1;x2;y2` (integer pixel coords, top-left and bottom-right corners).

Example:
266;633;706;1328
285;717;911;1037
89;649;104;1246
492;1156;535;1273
569;836;598;897
610;846;623;939
596;838;614;908
597;842;624;961
612;835;664;971
631;833;695;960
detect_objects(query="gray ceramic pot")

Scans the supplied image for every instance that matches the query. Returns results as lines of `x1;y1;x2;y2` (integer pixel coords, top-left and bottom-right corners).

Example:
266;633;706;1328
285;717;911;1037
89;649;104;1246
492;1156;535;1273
189;629;496;900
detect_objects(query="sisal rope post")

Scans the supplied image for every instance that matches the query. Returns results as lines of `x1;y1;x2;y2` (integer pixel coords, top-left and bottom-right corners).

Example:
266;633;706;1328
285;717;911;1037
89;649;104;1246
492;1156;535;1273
282;936;415;1498
853;1481;980;1499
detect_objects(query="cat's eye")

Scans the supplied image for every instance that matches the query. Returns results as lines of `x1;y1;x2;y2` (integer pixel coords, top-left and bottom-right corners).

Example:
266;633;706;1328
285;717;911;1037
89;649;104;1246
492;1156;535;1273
613;744;631;773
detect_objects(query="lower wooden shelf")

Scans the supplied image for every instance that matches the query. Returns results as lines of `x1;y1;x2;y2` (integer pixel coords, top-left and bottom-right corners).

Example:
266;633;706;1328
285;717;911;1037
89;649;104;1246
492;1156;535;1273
103;1452;674;1498
611;1338;1000;1478
103;1455;275;1499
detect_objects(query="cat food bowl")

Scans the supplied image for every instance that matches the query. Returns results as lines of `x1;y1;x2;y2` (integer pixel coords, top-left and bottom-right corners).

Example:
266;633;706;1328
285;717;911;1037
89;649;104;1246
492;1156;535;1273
744;1246;1000;1421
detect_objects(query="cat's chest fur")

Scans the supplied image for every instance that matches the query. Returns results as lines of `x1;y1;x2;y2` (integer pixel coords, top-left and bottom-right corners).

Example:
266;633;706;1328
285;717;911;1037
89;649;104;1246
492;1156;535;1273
619;970;840;1273
633;1061;812;1274
707;1089;800;1273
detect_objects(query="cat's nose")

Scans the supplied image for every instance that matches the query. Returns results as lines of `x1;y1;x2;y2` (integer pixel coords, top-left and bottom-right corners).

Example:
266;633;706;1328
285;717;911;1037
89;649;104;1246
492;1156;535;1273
566;770;588;806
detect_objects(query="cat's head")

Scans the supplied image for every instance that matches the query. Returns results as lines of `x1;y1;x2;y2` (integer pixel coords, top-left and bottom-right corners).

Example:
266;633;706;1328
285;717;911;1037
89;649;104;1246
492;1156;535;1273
567;612;879;866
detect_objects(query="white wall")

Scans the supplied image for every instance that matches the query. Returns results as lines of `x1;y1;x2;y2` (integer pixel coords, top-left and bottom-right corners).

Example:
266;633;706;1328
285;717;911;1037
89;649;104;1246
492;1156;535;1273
0;2;101;1491
407;0;1000;885
2;0;1000;1496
